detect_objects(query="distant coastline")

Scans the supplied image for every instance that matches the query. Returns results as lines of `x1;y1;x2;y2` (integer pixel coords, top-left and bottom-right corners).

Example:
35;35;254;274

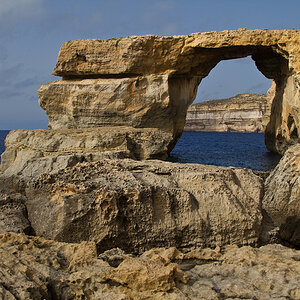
184;93;269;133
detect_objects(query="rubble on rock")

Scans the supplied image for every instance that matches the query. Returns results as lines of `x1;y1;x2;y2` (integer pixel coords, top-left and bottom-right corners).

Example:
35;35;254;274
1;233;300;300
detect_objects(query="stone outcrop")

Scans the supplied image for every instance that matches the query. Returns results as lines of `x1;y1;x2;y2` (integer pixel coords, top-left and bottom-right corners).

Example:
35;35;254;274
38;76;198;138
0;127;172;178
0;29;297;170
1;232;300;300
185;93;268;132
263;143;300;248
46;29;300;155
21;159;263;253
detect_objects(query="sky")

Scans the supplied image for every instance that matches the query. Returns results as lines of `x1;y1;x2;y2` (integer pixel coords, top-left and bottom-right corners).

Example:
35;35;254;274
0;0;300;130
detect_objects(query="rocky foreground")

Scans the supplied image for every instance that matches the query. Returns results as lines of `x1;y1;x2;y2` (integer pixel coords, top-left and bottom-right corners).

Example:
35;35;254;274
184;93;268;132
1;144;300;299
1;29;300;299
1;232;300;299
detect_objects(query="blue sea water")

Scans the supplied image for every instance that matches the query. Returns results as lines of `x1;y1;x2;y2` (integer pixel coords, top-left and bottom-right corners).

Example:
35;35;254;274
0;130;281;171
168;131;281;171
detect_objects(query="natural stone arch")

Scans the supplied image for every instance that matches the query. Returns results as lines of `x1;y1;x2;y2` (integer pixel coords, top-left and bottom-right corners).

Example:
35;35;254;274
37;29;299;157
167;44;290;151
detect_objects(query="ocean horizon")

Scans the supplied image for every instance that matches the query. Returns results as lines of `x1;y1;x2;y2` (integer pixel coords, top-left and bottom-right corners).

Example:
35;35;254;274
0;130;281;170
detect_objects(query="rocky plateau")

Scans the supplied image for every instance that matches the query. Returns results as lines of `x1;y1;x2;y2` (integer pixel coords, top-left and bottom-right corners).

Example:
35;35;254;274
0;29;300;299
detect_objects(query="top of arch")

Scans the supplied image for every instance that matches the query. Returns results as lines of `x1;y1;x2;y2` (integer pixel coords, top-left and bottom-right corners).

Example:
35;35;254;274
53;29;300;79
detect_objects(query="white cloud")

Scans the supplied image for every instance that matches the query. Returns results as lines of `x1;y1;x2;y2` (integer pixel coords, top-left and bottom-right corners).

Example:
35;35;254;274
0;0;44;24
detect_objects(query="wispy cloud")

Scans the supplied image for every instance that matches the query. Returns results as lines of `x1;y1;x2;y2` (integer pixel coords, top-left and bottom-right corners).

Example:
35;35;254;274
0;64;23;88
0;0;44;27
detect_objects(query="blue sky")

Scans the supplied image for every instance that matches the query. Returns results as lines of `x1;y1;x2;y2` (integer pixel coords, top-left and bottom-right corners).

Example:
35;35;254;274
0;0;299;129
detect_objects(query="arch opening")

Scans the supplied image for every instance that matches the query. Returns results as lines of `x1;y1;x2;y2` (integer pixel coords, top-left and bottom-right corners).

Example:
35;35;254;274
168;53;286;170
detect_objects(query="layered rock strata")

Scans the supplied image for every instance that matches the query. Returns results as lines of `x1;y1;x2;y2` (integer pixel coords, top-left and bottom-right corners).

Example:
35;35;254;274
46;29;300;155
0;127;172;178
1;29;300;298
0;29;297;167
1;232;300;300
185;93;268;132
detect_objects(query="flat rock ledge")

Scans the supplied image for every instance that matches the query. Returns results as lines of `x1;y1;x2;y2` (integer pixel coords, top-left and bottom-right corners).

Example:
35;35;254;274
0;127;172;178
1;232;300;300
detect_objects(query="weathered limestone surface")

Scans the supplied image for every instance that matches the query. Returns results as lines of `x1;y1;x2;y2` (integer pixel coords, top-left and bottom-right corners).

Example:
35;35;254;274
22;159;263;253
263;144;300;247
42;29;300;155
185;93;268;132
38;76;199;140
1;232;300;300
53;30;300;78
0;127;172;178
0;193;31;235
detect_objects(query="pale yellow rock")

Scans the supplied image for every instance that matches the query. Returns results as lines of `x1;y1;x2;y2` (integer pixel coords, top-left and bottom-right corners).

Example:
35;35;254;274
53;30;300;78
0;127;172;178
1;232;300;299
108;255;188;292
49;29;300;154
22;158;263;253
38;75;200;145
185;93;268;132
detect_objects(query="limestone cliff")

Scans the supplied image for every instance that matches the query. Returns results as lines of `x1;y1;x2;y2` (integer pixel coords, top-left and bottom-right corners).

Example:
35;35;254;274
184;93;268;132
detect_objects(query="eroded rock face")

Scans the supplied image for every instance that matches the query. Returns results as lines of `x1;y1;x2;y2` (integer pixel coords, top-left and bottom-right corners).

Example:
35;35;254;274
0;127;172;178
185;93;268;132
263;144;300;247
53;30;300;78
40;29;300;155
1;233;300;300
0;193;31;235
38;75;200;146
23;158;263;253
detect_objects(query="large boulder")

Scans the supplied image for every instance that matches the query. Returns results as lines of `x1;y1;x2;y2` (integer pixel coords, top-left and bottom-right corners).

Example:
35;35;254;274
24;159;264;253
38;75;200;142
263;144;300;247
0;127;172;178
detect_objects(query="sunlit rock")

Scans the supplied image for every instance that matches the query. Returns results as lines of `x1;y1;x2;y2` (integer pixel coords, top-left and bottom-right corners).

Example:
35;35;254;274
0;127;172;178
24;158;263;253
1;233;300;299
49;29;300;155
185;93;268;132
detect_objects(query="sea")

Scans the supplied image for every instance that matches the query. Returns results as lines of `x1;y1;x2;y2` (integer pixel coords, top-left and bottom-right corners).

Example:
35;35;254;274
0;130;10;163
168;131;281;171
0;130;281;171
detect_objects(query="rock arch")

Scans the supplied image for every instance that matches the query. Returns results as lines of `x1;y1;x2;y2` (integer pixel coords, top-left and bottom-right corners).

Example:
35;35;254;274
39;29;300;156
2;29;300;177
